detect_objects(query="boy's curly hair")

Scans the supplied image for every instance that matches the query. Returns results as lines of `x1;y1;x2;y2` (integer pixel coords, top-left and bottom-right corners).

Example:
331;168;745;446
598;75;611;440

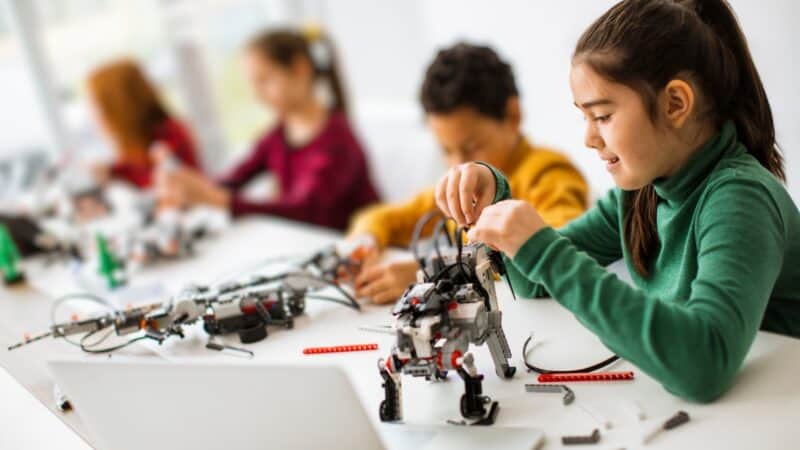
420;43;518;120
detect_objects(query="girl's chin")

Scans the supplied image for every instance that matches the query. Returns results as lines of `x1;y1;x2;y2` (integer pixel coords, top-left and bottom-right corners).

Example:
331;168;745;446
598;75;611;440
612;173;649;191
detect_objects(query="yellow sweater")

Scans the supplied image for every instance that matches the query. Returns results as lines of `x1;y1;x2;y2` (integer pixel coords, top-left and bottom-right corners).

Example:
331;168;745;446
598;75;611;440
349;137;588;248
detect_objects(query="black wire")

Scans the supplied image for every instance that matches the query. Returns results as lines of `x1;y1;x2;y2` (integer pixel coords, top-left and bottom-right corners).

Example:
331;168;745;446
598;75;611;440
429;261;472;284
280;272;361;311
321;281;361;311
431;218;446;264
306;294;362;309
521;335;620;374
455;227;468;281
410;210;443;280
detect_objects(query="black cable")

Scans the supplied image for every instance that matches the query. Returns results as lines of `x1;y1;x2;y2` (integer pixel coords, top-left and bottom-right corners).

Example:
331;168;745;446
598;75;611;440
431;218;446;264
279;272;361;311
521;335;619;374
410;210;443;280
429;261;472;284
306;294;362;309
319;279;361;311
455;226;468;281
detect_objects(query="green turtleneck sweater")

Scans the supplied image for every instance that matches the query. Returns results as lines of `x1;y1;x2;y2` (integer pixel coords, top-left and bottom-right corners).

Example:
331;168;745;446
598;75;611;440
487;121;800;402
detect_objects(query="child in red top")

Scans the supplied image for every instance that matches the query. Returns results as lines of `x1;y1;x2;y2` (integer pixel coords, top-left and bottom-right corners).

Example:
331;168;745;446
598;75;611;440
87;59;202;188
157;27;379;231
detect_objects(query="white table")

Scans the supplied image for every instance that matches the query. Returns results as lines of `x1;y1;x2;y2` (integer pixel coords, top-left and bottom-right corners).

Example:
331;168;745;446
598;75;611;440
0;365;91;450
2;218;799;449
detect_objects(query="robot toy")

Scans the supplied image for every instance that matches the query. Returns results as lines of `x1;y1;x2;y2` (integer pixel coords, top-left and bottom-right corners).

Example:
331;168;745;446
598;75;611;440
8;245;362;355
378;239;515;425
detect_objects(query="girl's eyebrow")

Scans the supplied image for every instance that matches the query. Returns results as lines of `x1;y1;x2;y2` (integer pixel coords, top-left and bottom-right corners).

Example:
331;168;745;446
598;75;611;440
574;99;614;109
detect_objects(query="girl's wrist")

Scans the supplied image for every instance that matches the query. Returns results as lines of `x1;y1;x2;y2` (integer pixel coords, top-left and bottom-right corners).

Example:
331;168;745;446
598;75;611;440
208;186;231;209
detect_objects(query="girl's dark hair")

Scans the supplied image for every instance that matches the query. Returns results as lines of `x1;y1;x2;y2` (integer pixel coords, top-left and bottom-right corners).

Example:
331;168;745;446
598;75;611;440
420;42;518;120
247;27;349;116
574;0;783;277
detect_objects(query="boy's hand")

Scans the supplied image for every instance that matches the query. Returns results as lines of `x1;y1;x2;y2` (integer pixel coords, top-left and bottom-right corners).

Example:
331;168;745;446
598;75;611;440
336;233;379;284
355;260;419;305
435;162;496;226
466;200;547;258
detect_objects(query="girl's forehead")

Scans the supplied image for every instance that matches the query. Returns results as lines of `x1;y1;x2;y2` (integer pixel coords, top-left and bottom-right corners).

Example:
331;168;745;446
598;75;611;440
570;63;645;110
570;63;614;100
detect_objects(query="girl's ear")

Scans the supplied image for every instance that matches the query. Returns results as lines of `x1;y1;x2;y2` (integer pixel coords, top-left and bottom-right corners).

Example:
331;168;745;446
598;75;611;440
661;79;695;128
503;97;522;132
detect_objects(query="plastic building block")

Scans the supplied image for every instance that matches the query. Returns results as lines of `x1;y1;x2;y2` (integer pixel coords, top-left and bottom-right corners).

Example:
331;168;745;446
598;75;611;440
562;429;600;445
96;234;124;289
525;383;575;405
642;410;691;444
0;224;25;285
664;410;690;430
537;371;634;383
303;343;379;355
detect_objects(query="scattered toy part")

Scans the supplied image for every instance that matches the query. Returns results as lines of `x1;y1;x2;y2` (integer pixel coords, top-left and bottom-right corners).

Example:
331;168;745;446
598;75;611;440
642;410;691;444
0;223;25;285
562;429;601;445
303;343;379;355
524;383;575;405
664;410;690;430
538;371;634;383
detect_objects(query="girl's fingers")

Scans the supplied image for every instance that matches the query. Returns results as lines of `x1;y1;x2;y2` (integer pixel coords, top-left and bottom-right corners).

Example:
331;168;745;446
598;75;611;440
435;172;451;218
468;209;504;247
459;165;479;225
446;168;466;225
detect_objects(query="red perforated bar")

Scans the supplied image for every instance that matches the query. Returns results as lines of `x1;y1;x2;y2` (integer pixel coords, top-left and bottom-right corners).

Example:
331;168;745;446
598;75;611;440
302;343;379;355
538;371;635;382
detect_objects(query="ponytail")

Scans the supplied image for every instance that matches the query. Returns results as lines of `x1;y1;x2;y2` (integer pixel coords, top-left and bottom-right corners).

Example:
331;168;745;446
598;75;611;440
692;0;784;180
574;0;783;277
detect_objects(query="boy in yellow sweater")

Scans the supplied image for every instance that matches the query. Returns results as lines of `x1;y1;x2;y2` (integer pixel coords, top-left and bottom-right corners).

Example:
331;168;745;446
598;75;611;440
349;43;587;303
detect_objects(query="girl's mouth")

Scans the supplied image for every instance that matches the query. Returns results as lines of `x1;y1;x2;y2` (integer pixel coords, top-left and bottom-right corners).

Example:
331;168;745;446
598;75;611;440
605;156;620;171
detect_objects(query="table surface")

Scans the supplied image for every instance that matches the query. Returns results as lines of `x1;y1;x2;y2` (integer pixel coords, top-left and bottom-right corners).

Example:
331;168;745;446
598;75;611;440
1;217;799;450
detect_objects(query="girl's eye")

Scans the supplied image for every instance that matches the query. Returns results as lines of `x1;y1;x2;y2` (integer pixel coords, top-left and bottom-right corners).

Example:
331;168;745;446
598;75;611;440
593;114;611;123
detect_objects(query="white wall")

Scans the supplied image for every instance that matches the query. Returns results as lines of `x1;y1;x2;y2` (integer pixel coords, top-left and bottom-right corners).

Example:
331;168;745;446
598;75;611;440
0;63;49;155
323;0;800;203
1;0;797;203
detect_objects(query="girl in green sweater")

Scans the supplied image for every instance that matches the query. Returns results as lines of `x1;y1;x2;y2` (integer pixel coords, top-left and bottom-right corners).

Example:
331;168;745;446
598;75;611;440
434;0;800;403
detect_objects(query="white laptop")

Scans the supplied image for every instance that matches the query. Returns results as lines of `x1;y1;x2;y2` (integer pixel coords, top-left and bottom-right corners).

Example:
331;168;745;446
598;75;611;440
48;358;543;450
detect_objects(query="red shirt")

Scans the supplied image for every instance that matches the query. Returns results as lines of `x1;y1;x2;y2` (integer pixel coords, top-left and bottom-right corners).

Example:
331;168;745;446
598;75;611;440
110;118;202;188
219;111;380;231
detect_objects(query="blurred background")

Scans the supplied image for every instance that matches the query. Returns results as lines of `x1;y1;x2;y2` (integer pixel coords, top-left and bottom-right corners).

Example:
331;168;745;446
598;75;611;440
0;0;797;204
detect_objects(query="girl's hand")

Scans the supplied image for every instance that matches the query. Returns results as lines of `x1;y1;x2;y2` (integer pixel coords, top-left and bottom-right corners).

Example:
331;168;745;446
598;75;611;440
435;162;496;226
156;167;230;210
466;200;547;259
88;162;111;185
